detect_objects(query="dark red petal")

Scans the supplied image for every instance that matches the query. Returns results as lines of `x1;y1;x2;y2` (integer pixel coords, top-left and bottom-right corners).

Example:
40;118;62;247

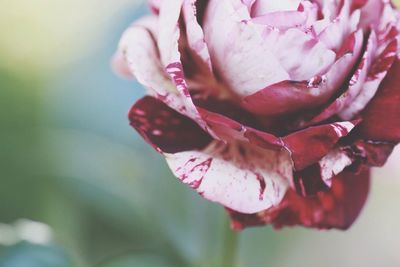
228;168;370;230
282;121;359;170
292;164;330;197
292;148;354;196
358;58;400;142
129;96;212;154
351;140;396;167
197;106;284;150
242;79;331;116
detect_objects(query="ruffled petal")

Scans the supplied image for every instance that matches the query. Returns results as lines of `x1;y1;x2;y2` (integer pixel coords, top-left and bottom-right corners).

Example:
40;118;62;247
261;28;337;80
117;18;195;119
339;23;398;119
228;168;370;230
165;141;293;214
317;0;359;51
297;29;374;126
242;30;363;116
203;0;290;96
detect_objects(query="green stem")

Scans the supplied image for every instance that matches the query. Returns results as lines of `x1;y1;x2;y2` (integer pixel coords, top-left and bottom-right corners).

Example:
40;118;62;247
220;217;239;267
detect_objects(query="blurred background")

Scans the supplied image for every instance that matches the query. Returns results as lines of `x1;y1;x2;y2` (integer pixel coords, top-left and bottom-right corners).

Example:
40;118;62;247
0;0;399;266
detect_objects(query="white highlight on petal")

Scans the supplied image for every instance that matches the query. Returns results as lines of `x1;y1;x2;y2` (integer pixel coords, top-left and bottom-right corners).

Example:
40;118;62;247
252;0;302;16
319;149;353;187
331;121;356;136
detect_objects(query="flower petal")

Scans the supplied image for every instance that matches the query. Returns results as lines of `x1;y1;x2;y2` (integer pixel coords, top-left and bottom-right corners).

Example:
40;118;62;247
129;96;212;153
165;141;293;214
251;0;302;15
282;121;359;170
292;149;353;196
251;11;307;31
117;19;195;118
297;29;374;126
203;0;290;96
357;57;400;143
111;50;134;79
149;0;162;14
228;168;370;230
339;30;398;120
242;30;363;116
351;140;396;167
182;0;213;73
196;98;358;176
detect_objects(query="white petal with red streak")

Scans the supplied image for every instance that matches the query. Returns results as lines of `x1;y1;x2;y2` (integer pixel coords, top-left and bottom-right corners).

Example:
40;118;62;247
117;23;189;113
183;0;213;72
165;141;293;214
158;0;217;135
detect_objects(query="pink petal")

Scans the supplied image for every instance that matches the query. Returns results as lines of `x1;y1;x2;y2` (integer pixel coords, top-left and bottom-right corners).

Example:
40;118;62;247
260;28;336;81
358;0;385;29
149;0;162;14
351;0;368;11
317;0;361;51
228;168;370;230
339;29;398;119
242;30;363;116
251;0;302;16
299;30;373;125
203;0;290;97
165;141;293;214
251;11;307;31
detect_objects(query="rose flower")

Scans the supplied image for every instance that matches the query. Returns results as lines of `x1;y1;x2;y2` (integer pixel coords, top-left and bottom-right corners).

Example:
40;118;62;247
113;0;400;230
